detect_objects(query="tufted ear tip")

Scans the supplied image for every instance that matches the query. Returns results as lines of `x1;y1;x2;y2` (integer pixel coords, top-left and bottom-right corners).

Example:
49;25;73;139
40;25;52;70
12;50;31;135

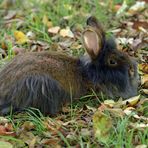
86;16;104;35
86;16;98;26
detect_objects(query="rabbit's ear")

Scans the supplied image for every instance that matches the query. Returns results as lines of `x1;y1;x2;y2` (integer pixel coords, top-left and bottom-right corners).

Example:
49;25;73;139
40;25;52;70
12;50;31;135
82;28;103;59
86;16;105;38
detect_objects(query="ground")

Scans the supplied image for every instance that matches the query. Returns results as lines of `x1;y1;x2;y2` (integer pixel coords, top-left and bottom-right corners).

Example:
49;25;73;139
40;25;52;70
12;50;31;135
0;0;147;147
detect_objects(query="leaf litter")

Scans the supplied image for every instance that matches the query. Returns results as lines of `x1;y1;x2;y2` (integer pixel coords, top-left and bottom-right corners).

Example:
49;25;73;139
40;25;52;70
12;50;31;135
0;0;148;147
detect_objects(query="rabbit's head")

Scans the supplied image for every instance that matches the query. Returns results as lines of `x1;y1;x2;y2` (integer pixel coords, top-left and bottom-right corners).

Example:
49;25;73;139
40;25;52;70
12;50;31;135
80;16;139;98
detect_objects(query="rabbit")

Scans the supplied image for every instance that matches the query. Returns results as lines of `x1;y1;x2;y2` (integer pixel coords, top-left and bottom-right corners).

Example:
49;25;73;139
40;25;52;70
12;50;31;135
0;16;138;115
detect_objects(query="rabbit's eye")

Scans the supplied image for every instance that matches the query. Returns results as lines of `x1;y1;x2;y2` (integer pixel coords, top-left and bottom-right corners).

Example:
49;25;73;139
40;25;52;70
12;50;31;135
108;58;118;66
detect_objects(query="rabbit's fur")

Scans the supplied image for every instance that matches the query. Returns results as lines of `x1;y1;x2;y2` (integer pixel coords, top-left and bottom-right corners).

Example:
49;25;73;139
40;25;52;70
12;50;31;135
0;16;138;115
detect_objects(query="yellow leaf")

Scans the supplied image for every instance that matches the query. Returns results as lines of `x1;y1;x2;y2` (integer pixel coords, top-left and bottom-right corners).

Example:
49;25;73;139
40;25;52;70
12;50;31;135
141;89;148;95
0;141;13;148
14;31;28;44
48;26;60;34
139;64;148;74
122;95;140;107
42;15;53;28
141;74;148;88
59;27;74;38
104;100;115;108
93;111;112;143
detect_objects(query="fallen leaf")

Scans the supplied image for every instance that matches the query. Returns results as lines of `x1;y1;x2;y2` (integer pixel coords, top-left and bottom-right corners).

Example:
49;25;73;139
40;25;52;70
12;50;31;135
41;138;60;145
139;64;148;74
141;89;148;95
122;95;140;107
3;10;16;20
113;4;122;12
135;145;147;148
14;30;28;44
59;27;74;38
124;107;135;115
129;122;148;129
42;15;53;28
116;0;128;17
1;41;8;50
66;134;77;143
19;131;36;145
22;121;35;131
132;21;148;30
0;0;14;9
128;1;146;15
26;31;36;40
93;110;112;143
48;26;60;35
0;125;15;136
141;74;148;88
85;105;97;112
104;100;115;108
28;137;36;148
0;117;9;124
0;141;13;148
80;128;91;140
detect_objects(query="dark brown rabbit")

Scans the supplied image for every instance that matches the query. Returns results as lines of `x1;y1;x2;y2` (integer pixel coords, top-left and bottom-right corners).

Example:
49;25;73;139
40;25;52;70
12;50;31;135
0;16;138;115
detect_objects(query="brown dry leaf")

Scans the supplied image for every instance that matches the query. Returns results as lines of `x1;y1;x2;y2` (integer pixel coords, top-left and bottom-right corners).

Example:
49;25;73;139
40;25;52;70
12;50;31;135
98;103;108;112
66;134;77;143
99;101;124;118
132;21;148;30
19;131;36;145
113;4;122;12
3;10;16;20
1;41;8;50
48;26;60;35
41;138;60;146
93;110;113;143
28;137;36;148
59;39;73;49
14;30;28;44
0;124;15;136
139;64;148;74
107;108;124;118
21;121;35;131
0;0;14;9
44;118;62;136
80;128;91;139
141;74;148;88
42;15;53;28
59;27;74;38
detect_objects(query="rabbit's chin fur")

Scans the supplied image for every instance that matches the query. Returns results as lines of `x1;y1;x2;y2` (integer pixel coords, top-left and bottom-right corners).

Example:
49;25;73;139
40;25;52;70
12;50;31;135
79;55;139;99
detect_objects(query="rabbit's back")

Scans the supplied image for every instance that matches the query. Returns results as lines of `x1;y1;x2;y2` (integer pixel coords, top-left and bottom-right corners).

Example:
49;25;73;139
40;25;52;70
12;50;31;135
0;51;85;115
